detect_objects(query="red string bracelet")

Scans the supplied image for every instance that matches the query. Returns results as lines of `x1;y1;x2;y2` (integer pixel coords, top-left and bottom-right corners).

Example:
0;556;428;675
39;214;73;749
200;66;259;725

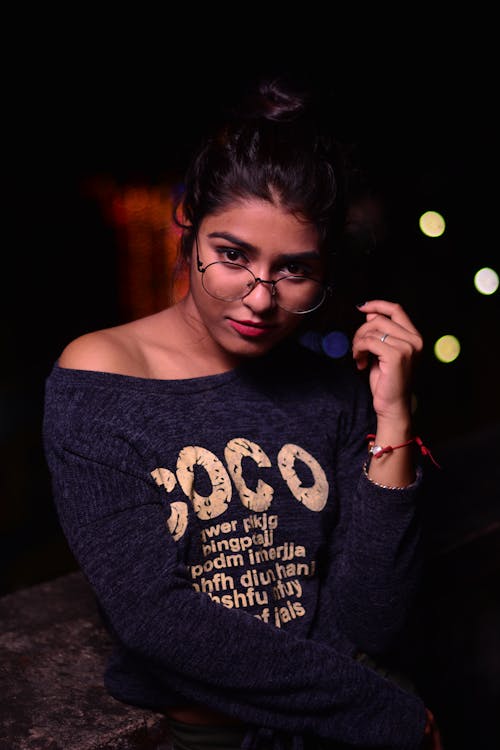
366;434;441;468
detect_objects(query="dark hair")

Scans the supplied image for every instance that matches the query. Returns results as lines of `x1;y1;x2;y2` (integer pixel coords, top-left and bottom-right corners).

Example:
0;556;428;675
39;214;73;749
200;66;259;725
173;74;349;273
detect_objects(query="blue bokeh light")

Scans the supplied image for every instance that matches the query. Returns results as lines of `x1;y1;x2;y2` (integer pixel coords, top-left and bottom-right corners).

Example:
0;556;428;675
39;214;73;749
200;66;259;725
322;331;350;359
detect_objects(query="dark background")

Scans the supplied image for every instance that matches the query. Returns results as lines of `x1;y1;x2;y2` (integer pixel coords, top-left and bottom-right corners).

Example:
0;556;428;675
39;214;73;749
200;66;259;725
2;23;499;749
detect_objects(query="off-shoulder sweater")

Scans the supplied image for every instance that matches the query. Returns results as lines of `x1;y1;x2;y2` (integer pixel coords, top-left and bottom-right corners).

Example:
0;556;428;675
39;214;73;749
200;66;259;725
43;340;427;749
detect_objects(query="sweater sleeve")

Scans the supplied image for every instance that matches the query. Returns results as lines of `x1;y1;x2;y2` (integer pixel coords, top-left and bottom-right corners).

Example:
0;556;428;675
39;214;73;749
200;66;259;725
45;430;427;750
320;371;424;656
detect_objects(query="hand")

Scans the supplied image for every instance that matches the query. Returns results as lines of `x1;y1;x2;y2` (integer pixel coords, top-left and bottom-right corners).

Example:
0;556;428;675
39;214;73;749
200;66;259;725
352;300;423;424
420;708;443;749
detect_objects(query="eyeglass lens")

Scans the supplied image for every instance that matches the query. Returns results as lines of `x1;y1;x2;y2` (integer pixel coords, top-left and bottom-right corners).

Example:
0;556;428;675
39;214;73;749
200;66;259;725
202;262;325;313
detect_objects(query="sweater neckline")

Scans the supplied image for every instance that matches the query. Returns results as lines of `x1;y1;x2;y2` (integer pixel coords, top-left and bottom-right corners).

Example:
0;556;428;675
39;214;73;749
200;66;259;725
50;360;243;394
48;338;314;394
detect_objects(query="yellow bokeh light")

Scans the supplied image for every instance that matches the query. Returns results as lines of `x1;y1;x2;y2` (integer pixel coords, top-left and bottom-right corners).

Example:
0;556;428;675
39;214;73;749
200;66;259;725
434;334;461;363
474;267;499;295
419;210;446;237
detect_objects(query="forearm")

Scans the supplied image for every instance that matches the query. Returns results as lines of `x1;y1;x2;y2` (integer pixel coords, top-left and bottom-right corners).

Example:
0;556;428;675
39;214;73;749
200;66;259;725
332;466;423;654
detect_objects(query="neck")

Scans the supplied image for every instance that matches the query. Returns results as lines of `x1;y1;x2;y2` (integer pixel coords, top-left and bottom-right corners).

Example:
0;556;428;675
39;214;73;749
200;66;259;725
168;296;243;375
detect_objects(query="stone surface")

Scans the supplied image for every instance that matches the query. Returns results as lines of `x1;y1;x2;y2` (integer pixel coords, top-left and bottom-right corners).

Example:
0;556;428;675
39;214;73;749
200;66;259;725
0;573;172;750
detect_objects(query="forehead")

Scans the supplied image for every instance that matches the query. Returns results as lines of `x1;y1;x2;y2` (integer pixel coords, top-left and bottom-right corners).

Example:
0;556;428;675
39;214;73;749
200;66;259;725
201;199;320;252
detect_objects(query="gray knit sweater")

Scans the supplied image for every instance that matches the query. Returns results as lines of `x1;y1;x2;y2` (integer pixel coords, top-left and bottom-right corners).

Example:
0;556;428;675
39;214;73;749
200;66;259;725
43;340;427;749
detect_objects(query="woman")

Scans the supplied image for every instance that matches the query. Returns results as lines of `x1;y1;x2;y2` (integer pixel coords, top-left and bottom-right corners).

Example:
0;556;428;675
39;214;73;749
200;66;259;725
43;74;441;749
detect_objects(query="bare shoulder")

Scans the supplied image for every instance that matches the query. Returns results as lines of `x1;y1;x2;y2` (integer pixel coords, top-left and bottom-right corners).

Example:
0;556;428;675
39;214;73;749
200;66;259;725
57;305;200;379
58;323;142;374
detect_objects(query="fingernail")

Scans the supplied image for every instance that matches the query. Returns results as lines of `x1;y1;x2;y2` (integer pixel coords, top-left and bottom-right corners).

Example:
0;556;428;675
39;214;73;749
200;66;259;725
355;302;367;308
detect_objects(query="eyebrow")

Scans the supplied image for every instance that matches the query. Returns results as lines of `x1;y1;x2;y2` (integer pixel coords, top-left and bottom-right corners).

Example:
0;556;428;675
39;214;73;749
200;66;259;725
206;231;321;261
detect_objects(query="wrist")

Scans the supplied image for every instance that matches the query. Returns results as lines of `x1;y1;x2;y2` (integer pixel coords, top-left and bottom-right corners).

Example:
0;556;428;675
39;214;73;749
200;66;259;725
374;414;413;439
365;434;441;469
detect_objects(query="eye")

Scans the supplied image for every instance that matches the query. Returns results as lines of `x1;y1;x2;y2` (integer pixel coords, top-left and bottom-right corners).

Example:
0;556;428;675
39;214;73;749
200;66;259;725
282;262;309;276
218;247;245;263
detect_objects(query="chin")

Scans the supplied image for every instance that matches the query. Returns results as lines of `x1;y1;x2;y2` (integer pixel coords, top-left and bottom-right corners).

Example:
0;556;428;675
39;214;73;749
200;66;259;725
226;335;288;360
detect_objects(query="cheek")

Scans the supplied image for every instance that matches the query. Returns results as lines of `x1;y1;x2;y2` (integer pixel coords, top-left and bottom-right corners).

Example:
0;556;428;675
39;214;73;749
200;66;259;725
188;265;207;303
190;272;224;319
281;315;304;336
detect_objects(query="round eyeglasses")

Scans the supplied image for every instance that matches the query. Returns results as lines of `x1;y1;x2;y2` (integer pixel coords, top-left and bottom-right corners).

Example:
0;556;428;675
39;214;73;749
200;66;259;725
195;234;330;315
198;261;328;313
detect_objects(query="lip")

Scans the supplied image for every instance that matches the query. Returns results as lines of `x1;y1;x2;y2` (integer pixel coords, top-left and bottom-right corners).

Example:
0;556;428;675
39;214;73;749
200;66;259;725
228;319;275;338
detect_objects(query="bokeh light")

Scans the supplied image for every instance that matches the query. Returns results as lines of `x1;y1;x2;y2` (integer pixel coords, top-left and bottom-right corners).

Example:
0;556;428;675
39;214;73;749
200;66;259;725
322;331;350;359
434;334;461;363
300;330;351;359
419;210;446;238
299;330;323;354
474;267;499;295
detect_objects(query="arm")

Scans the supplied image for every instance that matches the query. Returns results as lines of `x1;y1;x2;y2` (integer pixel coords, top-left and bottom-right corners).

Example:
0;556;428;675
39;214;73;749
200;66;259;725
319;301;426;654
46;436;427;750
316;375;424;656
352;300;424;490
332;463;424;655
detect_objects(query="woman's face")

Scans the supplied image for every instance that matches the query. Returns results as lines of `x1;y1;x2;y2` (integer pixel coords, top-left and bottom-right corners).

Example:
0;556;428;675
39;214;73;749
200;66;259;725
185;198;325;361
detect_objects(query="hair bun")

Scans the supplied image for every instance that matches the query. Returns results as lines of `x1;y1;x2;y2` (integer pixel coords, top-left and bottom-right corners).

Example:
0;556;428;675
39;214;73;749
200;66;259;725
236;74;313;123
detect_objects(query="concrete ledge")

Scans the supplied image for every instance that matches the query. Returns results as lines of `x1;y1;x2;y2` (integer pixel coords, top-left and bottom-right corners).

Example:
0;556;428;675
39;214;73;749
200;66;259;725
0;572;172;750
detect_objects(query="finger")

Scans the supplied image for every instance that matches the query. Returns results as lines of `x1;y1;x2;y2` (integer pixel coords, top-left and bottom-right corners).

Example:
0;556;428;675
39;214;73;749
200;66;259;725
352;335;415;364
353;322;422;353
357;300;420;335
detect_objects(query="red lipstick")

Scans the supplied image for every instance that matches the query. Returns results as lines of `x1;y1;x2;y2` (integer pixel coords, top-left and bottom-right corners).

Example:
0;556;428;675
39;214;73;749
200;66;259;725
228;319;274;338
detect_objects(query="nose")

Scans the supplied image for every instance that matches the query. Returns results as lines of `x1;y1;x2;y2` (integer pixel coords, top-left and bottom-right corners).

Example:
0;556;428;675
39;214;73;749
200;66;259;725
242;279;277;313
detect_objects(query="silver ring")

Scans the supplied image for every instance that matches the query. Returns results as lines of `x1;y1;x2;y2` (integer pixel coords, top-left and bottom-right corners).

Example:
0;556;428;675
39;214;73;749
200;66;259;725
380;333;389;343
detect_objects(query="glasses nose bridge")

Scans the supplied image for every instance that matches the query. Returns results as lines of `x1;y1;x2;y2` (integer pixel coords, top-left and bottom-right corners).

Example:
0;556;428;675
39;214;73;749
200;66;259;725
253;276;278;296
